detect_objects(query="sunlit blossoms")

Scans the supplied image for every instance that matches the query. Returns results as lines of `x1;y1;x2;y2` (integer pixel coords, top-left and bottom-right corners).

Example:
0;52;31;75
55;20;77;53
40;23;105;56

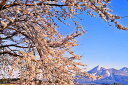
0;0;127;85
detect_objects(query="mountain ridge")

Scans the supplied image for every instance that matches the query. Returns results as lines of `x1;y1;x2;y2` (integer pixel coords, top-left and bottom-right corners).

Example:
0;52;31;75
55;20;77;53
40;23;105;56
75;65;128;84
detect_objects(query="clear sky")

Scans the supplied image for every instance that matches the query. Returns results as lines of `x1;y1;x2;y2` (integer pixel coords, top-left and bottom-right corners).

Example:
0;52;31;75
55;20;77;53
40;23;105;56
73;0;128;70
57;0;128;70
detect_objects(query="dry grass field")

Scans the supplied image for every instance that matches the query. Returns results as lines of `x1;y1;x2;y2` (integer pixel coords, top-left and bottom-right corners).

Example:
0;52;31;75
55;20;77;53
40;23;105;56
0;84;18;85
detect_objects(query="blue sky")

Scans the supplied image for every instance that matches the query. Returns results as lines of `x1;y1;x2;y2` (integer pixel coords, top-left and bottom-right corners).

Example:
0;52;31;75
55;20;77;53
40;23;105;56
72;0;128;70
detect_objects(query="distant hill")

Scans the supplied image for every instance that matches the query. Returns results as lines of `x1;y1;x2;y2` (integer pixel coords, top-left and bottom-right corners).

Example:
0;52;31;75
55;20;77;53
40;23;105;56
75;65;128;84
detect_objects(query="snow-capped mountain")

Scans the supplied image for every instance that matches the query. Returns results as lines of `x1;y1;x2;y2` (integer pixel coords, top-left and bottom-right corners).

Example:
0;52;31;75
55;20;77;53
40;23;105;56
88;65;110;77
75;65;128;84
120;67;128;73
88;65;105;73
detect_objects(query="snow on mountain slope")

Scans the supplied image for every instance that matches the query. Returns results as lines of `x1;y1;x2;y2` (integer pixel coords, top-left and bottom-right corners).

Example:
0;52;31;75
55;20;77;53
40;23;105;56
75;66;128;84
88;65;104;73
88;65;110;77
120;67;128;73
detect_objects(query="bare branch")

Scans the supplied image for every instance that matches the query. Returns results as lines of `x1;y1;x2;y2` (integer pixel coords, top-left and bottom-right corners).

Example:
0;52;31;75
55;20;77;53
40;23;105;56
0;44;30;49
0;51;23;57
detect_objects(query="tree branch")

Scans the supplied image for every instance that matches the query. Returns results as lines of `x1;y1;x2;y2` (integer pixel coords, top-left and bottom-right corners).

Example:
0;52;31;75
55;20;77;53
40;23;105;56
2;2;72;10
0;44;30;49
0;51;23;57
49;32;82;48
0;32;18;40
0;0;8;10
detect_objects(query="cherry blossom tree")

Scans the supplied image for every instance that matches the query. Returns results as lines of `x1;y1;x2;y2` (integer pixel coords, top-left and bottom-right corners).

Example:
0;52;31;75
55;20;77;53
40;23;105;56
0;0;127;84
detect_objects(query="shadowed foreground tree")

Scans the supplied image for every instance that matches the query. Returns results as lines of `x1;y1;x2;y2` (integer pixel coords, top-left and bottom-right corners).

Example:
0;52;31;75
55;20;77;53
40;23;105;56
0;0;127;85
